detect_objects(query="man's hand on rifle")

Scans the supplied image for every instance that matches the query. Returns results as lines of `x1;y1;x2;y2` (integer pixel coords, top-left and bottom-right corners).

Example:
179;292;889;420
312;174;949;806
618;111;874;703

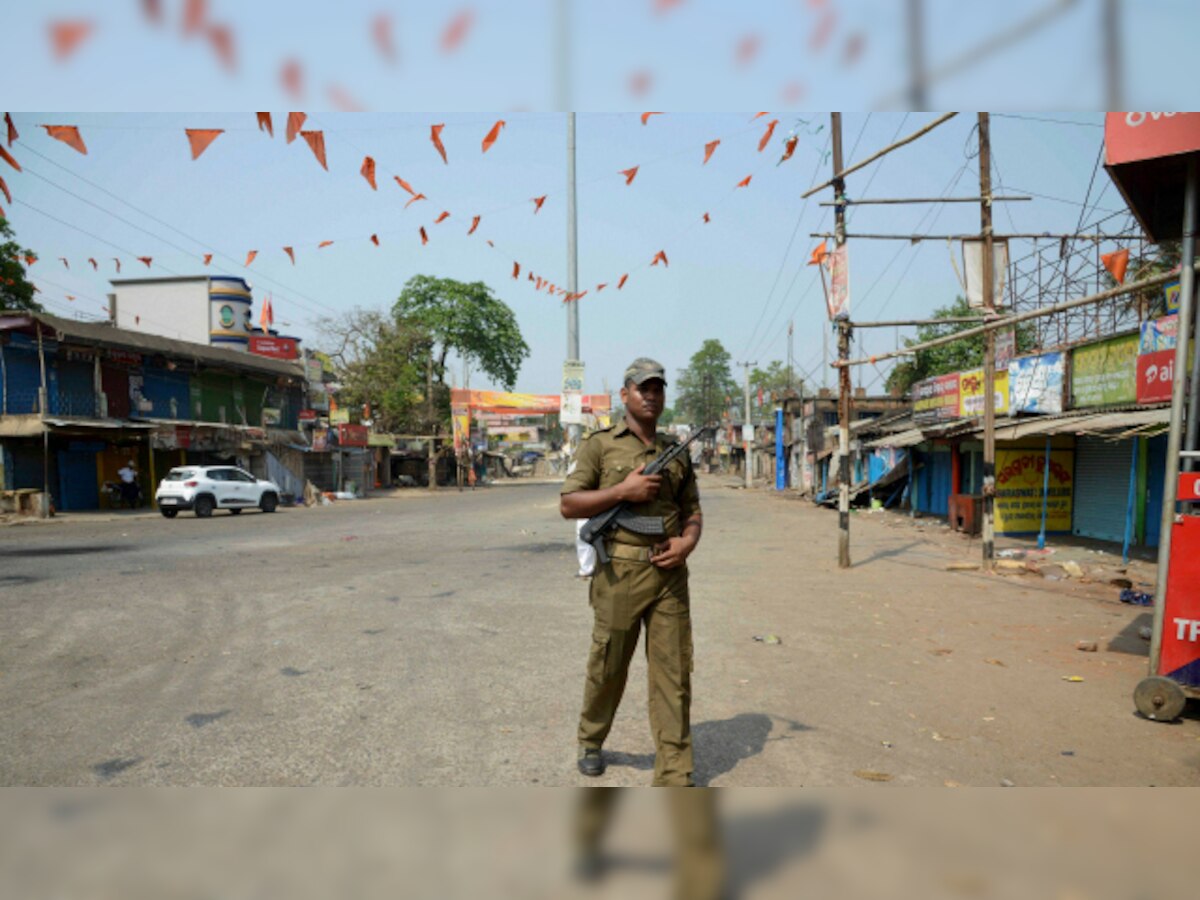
649;535;696;569
618;464;662;504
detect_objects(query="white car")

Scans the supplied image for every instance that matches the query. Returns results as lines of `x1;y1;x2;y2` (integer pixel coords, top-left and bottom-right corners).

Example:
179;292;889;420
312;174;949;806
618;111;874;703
155;466;282;518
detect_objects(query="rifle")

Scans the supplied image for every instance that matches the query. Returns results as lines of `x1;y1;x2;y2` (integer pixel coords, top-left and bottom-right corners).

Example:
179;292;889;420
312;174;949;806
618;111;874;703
579;426;711;566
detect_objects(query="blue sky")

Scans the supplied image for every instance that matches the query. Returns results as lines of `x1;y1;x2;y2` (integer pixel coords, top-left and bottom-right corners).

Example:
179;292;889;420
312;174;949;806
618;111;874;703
4;110;1122;399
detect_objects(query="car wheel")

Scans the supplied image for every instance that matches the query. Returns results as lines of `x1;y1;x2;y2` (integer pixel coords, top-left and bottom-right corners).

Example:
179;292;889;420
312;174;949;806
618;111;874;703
260;493;278;514
229;508;242;515
194;495;215;518
161;509;178;519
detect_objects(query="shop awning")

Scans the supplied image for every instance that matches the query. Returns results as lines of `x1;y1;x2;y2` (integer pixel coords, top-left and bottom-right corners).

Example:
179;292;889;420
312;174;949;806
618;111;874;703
0;415;46;437
970;407;1170;441
865;428;925;449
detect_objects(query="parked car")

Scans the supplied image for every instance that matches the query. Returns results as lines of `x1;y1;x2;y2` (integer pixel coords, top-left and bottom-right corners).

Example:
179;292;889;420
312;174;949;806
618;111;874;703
155;466;281;518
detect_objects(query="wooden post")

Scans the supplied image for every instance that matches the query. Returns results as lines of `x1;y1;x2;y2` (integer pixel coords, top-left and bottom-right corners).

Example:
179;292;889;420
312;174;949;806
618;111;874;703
832;112;852;569
979;112;996;565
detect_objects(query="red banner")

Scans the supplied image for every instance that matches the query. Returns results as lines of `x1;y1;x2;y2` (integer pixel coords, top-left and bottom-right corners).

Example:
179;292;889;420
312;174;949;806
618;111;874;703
249;335;300;359
337;423;369;447
1160;516;1200;687
1105;112;1200;167
1136;349;1176;404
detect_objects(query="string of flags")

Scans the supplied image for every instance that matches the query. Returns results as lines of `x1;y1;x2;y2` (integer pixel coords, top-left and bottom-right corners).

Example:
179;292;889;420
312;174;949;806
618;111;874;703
2;111;800;303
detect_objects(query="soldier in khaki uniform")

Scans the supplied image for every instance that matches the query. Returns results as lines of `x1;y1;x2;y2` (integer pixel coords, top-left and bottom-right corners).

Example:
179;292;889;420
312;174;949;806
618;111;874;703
560;358;703;787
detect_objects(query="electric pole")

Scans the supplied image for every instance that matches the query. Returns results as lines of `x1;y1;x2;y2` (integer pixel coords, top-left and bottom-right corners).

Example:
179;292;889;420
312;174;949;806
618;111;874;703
741;361;757;489
979;112;996;564
566;112;581;448
833;112;852;569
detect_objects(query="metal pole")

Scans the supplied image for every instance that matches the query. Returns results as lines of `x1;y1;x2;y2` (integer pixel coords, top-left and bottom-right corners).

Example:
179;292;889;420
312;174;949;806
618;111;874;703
36;323;50;517
978;112;997;565
1150;156;1198;676
907;0;927;109
1122;437;1139;565
741;361;756;489
833;112;851;569
566;112;581;449
1038;436;1051;550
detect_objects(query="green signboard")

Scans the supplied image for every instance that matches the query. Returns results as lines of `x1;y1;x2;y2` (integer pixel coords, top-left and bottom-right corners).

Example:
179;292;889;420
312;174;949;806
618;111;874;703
1070;332;1138;407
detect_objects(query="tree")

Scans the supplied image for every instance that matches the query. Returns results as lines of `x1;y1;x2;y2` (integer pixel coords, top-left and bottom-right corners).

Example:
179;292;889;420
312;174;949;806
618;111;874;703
885;295;1035;397
0;218;42;313
392;275;529;391
318;308;431;433
673;339;738;425
750;360;802;398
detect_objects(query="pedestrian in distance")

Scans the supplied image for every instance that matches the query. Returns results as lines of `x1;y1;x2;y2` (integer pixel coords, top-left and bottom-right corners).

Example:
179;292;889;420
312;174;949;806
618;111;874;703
117;459;141;509
560;358;704;786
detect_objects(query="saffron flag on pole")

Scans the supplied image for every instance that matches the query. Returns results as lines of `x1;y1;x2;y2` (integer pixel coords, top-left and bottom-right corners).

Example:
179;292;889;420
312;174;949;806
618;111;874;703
50;21;94;60
42;125;88;155
1101;248;1130;284
807;240;829;266
186;128;223;159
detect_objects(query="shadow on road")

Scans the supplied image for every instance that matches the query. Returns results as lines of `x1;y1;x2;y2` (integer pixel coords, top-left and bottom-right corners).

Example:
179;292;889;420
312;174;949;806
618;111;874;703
1107;611;1153;656
852;540;922;568
0;544;129;558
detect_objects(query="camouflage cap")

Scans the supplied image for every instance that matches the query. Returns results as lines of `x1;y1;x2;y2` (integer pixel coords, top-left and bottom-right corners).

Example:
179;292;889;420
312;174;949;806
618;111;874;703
624;357;667;386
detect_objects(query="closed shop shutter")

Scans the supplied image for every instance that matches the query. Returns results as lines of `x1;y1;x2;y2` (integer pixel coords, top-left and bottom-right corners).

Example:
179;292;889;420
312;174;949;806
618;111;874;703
1073;436;1133;543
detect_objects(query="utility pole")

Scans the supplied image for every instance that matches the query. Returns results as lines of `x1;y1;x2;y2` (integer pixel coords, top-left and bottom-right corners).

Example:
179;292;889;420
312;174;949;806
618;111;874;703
833;112;852;569
906;0;928;109
427;354;437;491
565;112;581;449
741;361;756;489
978;112;996;564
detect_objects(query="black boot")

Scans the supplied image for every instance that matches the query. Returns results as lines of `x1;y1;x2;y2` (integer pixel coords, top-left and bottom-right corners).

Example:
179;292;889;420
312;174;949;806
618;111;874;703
577;747;605;777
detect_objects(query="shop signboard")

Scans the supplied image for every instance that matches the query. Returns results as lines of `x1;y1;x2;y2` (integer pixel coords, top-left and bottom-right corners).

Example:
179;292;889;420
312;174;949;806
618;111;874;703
994;448;1074;535
298;409;318;422
329;408;350;425
249;335;300;359
958;368;1009;417
312;429;329;451
912;374;960;425
262;407;282;426
1139;315;1178;353
1164;279;1180;314
1070;333;1138;407
1008;352;1064;414
337;423;369;447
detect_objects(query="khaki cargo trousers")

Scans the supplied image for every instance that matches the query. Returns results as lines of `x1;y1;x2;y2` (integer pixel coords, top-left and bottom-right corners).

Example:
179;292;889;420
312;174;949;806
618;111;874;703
578;544;694;786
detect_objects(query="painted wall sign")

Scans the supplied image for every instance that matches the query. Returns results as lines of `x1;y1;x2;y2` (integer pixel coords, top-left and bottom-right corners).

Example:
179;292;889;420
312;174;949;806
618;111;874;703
1070;333;1138;407
994;448;1074;535
1008;352;1064;414
959;368;1009;417
912;374;960;425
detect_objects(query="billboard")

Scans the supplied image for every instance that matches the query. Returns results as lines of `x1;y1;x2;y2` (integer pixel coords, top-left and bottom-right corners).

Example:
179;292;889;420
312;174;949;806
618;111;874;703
1008;352;1064;415
959;368;1009;417
912;374;960;425
249;335;300;359
994;448;1074;535
1070;333;1138;407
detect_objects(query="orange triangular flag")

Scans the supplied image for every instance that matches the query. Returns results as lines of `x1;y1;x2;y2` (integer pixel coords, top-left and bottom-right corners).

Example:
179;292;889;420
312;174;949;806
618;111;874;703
807;240;828;267
66;295;75;302
1101;248;1130;284
283;246;294;264
23;254;36;266
512;262;520;279
702;212;710;223
430;123;448;164
531;195;547;213
618;274;629;289
88;257;97;270
641;112;663;125
536;277;545;290
528;272;534;282
0;175;9;205
4;113;17;146
137;256;152;268
481;120;505;153
0;145;18;172
757;119;779;152
394;176;416;195
468;215;481;235
318;240;333;248
576;290;588;301
113;258;121;272
300;130;327;170
620;166;639;185
703;139;720;165
370;234;379;246
752;111;769;119
736;175;752;188
59;257;69;269
42;125;87;155
286;111;306;143
435;211;450;224
256;112;273;137
202;253;212;265
360;155;377;190
244;250;257;266
779;135;798;164
185;128;223;160
651;250;668;267
597;283;607;292
405;193;427;209
419;227;429;245
260;293;274;331
50;21;94;60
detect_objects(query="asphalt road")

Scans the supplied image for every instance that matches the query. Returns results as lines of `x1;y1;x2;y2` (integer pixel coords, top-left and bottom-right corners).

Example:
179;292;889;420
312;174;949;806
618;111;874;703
2;479;1197;786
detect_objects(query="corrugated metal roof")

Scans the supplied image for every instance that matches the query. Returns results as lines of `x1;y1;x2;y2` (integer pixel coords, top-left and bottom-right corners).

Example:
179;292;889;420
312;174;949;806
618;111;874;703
963;407;1170;440
865;428;925;449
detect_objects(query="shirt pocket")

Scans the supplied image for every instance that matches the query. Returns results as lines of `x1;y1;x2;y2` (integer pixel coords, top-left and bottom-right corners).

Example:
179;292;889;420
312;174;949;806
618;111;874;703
599;461;632;491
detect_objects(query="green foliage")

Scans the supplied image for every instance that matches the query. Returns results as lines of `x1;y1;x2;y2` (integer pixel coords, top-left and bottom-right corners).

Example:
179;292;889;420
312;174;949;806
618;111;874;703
750;360;802;398
0;218;42;313
392;274;529;391
1124;240;1181;318
673;339;738;426
885;296;1035;397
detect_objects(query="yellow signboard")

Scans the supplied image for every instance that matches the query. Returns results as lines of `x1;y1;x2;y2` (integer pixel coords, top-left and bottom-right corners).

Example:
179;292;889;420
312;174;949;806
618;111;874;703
959;368;1009;417
994;448;1074;534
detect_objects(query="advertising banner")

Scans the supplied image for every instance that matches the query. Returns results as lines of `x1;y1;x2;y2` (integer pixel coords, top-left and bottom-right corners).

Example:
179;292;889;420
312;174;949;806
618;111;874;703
249;335;300;359
329;408;350;425
963;238;1009;309
1165;279;1181;314
560;392;583;425
1104;112;1200;167
1139;315;1178;353
912;374;960;425
994;448;1074;535
448;389;611;415
959;368;1009;417
827;244;850;319
337;424;369;447
1070;333;1138;407
1008;352;1064;414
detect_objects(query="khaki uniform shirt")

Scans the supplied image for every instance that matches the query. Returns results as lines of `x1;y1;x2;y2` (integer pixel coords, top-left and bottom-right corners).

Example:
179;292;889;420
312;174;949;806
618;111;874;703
561;420;702;546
